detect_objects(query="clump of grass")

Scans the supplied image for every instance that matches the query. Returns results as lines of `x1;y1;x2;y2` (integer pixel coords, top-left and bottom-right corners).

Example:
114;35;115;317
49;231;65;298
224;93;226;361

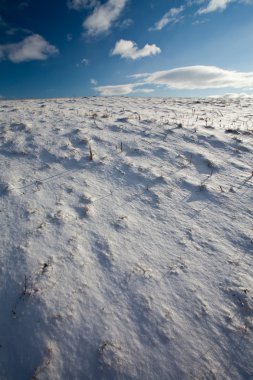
89;145;93;161
41;260;51;274
199;184;207;192
188;153;193;164
206;159;215;169
225;128;240;135
82;204;93;217
12;275;31;318
99;341;121;355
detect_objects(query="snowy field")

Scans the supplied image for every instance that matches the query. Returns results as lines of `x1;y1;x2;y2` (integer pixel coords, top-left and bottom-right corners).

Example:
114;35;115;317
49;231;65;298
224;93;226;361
0;96;252;380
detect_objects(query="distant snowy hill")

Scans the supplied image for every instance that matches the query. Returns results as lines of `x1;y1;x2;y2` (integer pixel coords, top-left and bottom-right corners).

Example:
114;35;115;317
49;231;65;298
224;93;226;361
0;97;252;380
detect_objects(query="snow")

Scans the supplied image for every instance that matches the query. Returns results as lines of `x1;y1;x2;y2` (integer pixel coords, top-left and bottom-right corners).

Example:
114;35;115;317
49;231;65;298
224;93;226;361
0;96;252;380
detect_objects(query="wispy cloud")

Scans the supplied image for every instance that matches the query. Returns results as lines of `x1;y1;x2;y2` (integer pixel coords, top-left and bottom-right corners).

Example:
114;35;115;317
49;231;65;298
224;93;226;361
95;82;150;96
136;88;154;94
192;18;208;25
111;39;161;60
196;0;252;14
0;34;58;63
83;0;128;36
76;57;89;67
209;92;253;98
117;18;133;29
96;66;253;95
5;27;31;36
95;83;138;96
67;0;98;10
0;16;7;28
90;78;98;85
149;6;184;31
18;1;31;9
197;0;232;14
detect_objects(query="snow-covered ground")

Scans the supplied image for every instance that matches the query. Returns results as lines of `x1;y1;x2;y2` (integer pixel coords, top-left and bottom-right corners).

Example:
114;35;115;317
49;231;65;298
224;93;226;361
0;96;252;380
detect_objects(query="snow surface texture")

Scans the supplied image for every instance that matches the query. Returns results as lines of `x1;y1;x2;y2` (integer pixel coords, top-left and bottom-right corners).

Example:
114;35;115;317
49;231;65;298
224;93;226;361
0;97;252;380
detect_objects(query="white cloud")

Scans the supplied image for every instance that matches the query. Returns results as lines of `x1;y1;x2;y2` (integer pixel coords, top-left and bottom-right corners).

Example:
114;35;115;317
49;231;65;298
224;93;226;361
134;88;154;94
130;73;150;79
95;82;155;95
197;0;232;13
95;84;136;96
149;6;184;31
196;0;252;14
83;0;128;36
96;66;253;96
139;66;253;89
111;39;161;60
118;18;133;29
76;58;89;67
209;92;253;98
67;0;98;10
90;78;98;85
95;83;147;96
0;34;58;63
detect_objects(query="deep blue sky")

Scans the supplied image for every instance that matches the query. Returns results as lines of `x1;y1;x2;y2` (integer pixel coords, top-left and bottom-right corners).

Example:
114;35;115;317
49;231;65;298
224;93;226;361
0;0;253;98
